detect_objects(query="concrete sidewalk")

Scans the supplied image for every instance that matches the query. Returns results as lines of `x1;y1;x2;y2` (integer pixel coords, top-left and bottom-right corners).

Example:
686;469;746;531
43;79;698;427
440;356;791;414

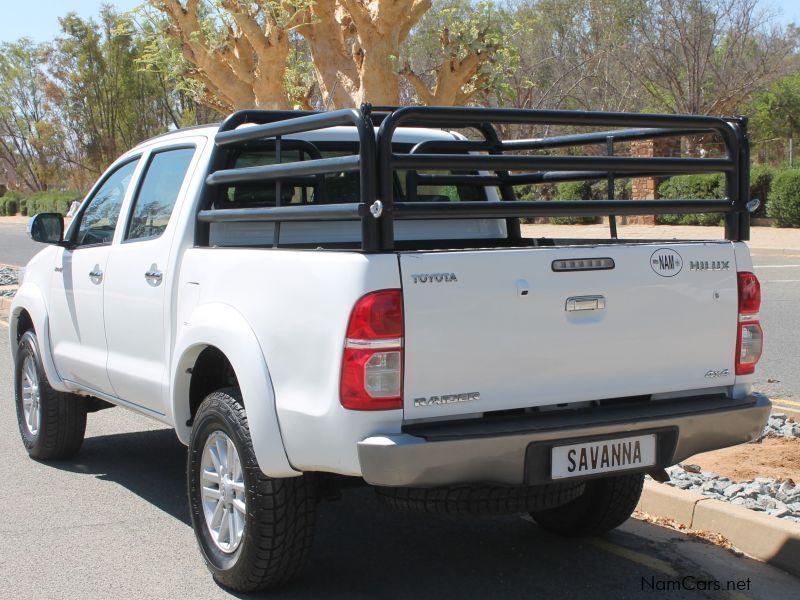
522;223;800;254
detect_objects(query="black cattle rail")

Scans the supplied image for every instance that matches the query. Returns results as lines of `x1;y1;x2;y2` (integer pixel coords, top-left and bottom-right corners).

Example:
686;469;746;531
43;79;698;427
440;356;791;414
197;105;750;252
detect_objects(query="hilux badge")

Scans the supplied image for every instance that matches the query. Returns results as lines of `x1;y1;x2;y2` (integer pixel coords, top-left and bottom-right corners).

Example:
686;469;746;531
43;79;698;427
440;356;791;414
690;260;730;272
650;249;683;277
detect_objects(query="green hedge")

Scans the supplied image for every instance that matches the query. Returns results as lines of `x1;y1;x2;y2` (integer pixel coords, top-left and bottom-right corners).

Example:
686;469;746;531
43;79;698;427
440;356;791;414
656;174;725;226
749;165;773;219
768;169;800;227
549;181;599;225
0;190;81;217
655;167;781;225
517;180;630;225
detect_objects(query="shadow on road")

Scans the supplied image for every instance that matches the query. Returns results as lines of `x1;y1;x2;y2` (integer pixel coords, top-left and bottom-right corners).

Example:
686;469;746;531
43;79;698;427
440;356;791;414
38;427;790;599
51;428;190;525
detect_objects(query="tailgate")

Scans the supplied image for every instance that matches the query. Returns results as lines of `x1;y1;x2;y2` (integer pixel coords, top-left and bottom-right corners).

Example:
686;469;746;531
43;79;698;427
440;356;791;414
400;243;738;420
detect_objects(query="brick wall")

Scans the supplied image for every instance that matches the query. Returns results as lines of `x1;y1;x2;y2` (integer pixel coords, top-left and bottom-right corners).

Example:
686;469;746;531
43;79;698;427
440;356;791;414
624;138;681;225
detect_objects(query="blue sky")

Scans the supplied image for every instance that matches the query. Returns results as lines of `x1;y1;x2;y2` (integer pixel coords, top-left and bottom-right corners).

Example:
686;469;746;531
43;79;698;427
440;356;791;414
0;0;798;44
0;1;142;43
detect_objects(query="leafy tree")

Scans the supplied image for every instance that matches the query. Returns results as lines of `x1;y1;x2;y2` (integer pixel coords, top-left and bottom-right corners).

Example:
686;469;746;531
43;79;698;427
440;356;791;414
138;0;504;110
0;40;62;191
401;0;514;106
627;0;795;115
750;71;800;142
47;7;202;183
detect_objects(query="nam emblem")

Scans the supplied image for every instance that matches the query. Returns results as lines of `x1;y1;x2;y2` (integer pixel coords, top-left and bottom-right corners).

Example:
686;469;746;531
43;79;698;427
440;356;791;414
650;248;683;277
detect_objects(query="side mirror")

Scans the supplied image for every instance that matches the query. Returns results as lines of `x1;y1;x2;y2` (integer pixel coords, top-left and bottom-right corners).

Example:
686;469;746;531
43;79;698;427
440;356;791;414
28;213;65;245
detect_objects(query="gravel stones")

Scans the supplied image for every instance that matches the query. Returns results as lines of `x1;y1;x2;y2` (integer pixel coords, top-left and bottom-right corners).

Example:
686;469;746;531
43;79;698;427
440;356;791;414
0;265;19;287
657;464;800;524
762;413;800;439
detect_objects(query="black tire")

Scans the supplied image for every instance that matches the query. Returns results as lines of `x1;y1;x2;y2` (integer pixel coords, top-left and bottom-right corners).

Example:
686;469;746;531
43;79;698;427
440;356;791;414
530;473;645;536
188;388;316;592
375;481;585;515
14;329;87;460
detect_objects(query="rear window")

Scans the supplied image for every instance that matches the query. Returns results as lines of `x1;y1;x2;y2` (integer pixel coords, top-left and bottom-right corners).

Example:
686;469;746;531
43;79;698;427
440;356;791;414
217;142;488;208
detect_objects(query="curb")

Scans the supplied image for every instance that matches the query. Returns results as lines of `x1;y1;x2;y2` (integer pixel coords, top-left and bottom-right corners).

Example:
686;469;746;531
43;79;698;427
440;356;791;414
637;480;800;577
772;404;800;420
0;296;12;325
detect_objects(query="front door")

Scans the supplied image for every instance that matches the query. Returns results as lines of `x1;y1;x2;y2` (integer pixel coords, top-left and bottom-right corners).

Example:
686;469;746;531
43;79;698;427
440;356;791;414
104;145;199;414
49;158;140;395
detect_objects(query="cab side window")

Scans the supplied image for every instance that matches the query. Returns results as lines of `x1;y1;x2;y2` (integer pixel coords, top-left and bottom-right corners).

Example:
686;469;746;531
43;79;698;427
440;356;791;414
75;159;139;247
126;147;196;241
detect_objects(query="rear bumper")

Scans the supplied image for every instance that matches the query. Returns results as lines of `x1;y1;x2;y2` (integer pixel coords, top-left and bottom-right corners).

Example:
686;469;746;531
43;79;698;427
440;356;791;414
357;393;771;487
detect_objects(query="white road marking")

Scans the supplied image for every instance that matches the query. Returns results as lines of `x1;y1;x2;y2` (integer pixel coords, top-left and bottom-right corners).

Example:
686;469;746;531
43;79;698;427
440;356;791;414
763;279;800;283
753;264;800;268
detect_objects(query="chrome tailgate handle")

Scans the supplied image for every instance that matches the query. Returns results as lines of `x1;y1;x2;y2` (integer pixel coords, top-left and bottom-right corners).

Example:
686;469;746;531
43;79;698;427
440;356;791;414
566;295;605;312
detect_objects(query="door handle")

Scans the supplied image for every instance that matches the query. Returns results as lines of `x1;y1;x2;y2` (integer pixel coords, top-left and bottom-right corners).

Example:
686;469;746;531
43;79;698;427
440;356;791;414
565;295;606;312
144;263;163;287
88;265;103;285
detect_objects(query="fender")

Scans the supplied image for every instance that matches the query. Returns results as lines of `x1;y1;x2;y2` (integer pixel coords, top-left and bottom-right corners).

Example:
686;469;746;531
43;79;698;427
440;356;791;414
10;283;70;392
171;302;299;478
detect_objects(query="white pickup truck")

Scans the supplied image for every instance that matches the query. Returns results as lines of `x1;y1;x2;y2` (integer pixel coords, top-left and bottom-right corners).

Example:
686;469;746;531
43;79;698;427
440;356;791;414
10;106;769;592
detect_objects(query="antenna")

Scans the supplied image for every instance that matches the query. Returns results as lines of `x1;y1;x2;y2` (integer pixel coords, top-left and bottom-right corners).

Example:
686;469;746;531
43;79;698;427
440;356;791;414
324;81;338;112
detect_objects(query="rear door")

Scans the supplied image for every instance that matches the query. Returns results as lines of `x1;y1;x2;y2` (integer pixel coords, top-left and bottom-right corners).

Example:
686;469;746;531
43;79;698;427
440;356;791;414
400;242;738;420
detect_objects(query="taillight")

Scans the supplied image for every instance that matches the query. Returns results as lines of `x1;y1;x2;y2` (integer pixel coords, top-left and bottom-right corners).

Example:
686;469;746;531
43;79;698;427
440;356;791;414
735;272;763;375
737;272;761;316
736;321;763;375
340;290;403;410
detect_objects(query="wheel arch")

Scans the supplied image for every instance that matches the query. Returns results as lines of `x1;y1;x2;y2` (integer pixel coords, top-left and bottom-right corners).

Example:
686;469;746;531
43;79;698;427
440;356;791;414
10;284;68;391
171;302;298;478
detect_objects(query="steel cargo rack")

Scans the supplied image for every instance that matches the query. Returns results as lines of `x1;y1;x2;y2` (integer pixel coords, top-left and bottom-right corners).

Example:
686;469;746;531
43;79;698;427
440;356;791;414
197;104;752;253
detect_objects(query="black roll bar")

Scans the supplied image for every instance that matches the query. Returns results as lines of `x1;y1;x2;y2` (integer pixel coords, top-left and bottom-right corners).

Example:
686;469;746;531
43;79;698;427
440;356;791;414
207;108;378;250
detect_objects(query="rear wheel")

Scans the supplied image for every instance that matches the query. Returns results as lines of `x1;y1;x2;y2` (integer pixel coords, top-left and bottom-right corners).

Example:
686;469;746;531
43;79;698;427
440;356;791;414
529;473;644;536
188;388;317;592
14;330;87;460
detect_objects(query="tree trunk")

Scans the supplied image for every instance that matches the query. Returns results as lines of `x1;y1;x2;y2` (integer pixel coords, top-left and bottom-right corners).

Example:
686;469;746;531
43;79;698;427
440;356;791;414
356;36;401;105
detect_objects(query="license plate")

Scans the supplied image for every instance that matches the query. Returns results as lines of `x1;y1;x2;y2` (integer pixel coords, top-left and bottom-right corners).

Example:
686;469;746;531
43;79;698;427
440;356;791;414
551;434;656;480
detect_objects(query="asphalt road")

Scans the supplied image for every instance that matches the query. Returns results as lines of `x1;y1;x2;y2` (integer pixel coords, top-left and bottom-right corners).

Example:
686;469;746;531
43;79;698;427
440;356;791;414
750;255;800;408
0;221;42;268
1;329;800;597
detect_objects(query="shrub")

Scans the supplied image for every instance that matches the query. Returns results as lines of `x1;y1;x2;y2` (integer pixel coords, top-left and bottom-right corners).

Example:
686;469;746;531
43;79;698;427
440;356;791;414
768;169;800;227
0;190;81;217
2;198;18;216
656;174;725;226
548;181;599;225
749;165;774;219
23;191;80;216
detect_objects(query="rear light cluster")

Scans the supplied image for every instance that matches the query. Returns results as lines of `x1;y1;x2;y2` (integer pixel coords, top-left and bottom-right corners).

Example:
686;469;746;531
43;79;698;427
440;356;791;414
340;290;404;410
736;272;763;375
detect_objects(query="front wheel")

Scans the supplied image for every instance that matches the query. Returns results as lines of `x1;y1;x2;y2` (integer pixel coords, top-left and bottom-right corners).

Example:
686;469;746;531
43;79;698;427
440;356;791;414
187;388;317;592
529;473;644;536
14;330;87;460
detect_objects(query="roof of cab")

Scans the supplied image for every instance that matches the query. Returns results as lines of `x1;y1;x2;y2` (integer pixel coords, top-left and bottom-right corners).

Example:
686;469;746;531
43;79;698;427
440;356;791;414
132;121;458;151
